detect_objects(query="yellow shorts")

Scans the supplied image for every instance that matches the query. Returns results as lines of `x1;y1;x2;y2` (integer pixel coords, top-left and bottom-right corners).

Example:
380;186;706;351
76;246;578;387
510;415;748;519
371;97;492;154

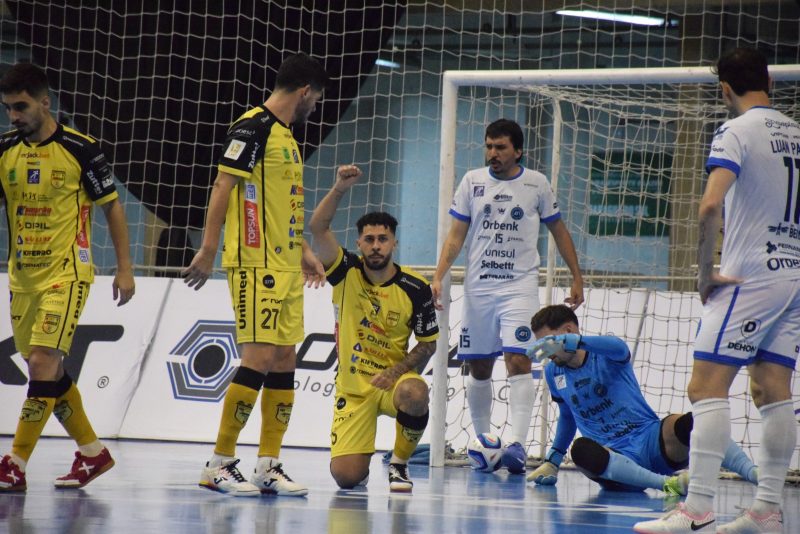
227;268;304;345
10;281;90;357
330;373;425;458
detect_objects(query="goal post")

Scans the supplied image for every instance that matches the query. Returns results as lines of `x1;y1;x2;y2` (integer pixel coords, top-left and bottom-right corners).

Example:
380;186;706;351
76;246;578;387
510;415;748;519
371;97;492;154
430;65;800;468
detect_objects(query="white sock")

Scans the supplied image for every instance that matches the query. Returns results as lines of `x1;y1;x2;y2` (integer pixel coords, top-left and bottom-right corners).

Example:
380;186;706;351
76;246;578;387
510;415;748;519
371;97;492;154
508;373;535;445
685;398;730;515
78;440;104;457
208;453;234;468
466;375;493;436
752;399;796;514
9;453;26;472
389;454;406;465
256;456;279;471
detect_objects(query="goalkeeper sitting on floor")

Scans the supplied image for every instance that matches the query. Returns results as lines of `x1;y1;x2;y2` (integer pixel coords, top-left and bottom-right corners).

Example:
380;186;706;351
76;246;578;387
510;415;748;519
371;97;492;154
526;304;758;495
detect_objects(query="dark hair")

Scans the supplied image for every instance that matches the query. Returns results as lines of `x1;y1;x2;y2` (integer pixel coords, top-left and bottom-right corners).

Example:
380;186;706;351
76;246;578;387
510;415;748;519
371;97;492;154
0;63;49;97
275;52;329;93
485;118;524;163
356;211;398;235
713;47;769;96
530;305;579;333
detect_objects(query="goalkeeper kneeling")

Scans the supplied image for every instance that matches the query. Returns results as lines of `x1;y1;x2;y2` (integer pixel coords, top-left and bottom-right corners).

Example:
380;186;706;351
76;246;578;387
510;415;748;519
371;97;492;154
525;304;758;495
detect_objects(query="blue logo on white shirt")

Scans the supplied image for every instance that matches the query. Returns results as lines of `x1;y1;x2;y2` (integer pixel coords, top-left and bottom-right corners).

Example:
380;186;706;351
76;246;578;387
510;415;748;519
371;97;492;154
511;207;524;220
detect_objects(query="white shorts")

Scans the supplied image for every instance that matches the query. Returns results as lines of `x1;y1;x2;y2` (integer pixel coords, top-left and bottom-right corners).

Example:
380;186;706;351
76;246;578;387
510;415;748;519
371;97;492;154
694;279;800;369
457;291;539;360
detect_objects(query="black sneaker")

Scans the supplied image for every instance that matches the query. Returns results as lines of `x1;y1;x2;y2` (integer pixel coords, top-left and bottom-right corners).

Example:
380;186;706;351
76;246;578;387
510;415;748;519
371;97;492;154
388;463;412;493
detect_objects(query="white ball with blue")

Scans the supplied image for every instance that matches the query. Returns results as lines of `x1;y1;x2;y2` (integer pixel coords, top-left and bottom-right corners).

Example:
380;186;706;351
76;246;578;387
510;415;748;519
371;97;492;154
467;432;505;472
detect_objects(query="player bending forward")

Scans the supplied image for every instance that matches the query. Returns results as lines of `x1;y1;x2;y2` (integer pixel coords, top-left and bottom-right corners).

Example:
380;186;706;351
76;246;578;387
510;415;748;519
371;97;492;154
527;305;757;496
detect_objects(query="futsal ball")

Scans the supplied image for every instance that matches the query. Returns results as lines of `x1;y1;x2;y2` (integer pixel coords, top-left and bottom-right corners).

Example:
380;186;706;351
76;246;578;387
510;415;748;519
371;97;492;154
467;432;505;472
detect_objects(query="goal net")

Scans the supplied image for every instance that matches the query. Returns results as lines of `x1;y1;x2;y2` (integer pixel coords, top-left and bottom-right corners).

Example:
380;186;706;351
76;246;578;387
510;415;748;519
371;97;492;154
430;67;800;473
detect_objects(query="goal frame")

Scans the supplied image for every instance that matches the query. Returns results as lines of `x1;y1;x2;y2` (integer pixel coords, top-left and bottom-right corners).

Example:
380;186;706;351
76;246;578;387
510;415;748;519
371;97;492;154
430;65;800;468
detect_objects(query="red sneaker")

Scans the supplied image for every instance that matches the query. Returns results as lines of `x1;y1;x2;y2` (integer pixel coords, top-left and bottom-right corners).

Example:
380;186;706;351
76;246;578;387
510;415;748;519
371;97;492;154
0;455;26;492
54;448;115;489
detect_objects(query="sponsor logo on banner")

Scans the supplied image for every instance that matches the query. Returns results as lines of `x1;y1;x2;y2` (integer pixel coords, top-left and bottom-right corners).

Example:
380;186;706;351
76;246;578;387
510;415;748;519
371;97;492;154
166;320;240;402
244;184;260;247
0;324;124;386
166;321;341;403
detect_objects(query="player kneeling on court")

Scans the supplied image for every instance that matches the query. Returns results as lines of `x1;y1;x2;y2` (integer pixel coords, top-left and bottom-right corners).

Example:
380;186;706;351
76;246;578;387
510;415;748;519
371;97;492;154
309;165;439;493
526;305;757;495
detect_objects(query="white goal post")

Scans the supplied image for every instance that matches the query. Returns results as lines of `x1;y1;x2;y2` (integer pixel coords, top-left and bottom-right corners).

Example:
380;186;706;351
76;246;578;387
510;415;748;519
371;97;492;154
430;65;800;468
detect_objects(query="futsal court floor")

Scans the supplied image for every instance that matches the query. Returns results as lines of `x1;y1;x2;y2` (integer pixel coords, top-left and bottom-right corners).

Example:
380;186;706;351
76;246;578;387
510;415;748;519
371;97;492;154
1;437;798;533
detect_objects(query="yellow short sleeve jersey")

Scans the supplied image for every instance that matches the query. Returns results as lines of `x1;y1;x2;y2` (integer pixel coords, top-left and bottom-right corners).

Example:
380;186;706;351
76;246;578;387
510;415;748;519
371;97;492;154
218;106;304;271
0;125;119;293
326;247;439;396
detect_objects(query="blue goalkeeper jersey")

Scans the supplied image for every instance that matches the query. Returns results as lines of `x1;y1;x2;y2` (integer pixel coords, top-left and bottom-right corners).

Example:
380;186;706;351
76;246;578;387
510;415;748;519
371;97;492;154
544;336;660;451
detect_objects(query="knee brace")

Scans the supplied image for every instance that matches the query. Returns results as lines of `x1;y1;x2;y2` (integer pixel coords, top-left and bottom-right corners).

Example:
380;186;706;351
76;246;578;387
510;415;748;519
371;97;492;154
570;437;610;476
673;412;693;447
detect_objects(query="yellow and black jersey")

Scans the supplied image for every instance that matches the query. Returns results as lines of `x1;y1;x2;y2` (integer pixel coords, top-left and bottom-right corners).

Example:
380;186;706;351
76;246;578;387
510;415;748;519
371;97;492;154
0;124;118;292
218;105;304;272
327;247;439;396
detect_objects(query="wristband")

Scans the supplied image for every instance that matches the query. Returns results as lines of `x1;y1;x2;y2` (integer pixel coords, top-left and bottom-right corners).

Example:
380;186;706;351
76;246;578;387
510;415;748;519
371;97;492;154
545;448;564;467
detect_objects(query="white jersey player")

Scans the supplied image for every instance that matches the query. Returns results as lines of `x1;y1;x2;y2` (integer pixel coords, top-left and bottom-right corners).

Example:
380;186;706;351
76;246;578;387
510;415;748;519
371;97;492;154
431;119;583;475
635;48;799;534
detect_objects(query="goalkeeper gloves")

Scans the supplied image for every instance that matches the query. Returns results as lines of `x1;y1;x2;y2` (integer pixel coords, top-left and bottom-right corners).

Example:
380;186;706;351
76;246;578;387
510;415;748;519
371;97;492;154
525;334;582;362
527;448;564;485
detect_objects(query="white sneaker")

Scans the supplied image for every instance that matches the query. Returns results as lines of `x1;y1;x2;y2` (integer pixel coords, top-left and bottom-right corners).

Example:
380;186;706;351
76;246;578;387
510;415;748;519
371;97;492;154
717;509;783;534
632;502;715;533
250;458;308;496
388;463;413;493
199;458;260;497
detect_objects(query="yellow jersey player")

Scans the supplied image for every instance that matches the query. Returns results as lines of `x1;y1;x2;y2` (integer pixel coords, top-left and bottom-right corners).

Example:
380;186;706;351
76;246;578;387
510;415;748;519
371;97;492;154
0;63;135;492
183;53;327;497
309;165;439;493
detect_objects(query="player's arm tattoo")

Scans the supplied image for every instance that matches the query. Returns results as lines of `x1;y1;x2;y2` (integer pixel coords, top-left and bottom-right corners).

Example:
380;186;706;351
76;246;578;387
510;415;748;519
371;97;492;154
390;340;437;377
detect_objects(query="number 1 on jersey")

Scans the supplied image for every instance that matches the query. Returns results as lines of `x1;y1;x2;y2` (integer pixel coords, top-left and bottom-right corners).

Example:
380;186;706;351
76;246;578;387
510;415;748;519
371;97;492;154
783;157;800;224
